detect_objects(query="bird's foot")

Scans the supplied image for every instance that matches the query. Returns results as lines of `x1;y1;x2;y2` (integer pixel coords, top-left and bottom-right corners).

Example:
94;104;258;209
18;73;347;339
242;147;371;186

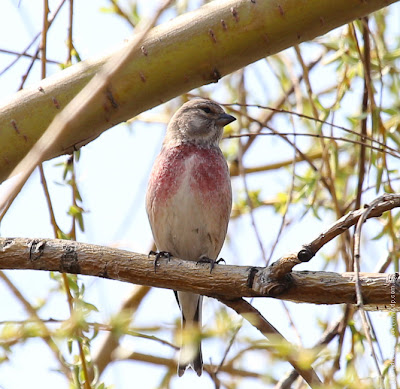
196;256;225;273
148;250;172;273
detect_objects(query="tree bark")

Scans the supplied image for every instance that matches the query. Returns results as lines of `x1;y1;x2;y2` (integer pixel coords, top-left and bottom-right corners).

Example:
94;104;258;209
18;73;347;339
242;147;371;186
0;0;397;182
1;237;398;310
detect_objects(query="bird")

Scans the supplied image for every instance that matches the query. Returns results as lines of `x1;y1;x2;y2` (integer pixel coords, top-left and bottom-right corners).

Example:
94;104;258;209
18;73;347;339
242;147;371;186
146;98;235;376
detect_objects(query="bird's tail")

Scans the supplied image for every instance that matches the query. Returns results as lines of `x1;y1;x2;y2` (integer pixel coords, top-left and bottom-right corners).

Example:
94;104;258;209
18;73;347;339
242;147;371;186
176;292;203;376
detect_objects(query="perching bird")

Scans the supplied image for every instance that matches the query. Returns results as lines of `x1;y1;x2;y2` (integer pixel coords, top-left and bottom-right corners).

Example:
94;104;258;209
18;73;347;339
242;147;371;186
146;99;235;376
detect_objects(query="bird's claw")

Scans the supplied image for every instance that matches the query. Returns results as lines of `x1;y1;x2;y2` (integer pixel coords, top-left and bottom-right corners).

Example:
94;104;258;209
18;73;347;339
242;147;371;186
148;250;172;273
196;257;225;273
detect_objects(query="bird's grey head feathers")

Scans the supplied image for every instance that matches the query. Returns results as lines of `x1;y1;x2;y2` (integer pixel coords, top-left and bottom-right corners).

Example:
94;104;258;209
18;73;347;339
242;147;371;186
163;99;236;148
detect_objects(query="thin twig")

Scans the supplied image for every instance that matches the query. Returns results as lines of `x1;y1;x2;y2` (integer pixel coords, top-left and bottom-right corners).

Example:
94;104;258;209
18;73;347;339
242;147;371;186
0;271;70;376
0;48;59;63
225;103;399;157
126;351;260;378
109;0;136;28
326;305;353;383
353;196;390;306
214;318;243;375
353;19;370;210
94;285;151;375
266;114;298;265
275;315;342;389
226;131;400;160
240;52;325;155
0;0;67;76
238;133;268;262
224;108;335;199
353;196;384;386
67;0;74;64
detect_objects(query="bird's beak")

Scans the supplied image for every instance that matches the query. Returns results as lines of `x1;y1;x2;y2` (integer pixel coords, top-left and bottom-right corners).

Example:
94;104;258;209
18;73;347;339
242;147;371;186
216;113;236;126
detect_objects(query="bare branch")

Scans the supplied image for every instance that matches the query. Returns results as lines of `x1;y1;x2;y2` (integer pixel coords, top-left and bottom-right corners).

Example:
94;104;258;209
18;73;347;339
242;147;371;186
0;236;399;310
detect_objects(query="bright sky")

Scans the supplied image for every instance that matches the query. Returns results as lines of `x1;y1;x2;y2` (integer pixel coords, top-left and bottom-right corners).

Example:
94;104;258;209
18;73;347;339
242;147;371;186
0;1;399;388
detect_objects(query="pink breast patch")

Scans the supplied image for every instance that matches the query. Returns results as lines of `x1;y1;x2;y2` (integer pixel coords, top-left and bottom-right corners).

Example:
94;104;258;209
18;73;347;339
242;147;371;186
148;144;230;204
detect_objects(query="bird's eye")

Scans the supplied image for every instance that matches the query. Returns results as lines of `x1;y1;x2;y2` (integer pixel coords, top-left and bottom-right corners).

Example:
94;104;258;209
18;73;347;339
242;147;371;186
201;107;212;114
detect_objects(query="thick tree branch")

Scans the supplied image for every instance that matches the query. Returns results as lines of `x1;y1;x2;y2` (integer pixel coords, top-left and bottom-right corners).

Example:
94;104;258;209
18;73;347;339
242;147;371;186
0;236;399;310
0;0;397;182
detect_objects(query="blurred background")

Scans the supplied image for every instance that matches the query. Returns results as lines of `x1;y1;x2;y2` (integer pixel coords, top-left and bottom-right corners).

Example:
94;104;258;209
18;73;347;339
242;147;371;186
0;1;400;388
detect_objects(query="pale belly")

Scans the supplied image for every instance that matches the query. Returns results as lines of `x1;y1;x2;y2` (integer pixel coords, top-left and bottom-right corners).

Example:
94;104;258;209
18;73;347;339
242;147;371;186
152;182;225;260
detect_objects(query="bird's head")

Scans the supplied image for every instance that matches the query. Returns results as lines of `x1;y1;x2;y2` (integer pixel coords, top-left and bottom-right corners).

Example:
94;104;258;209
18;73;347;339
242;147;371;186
164;99;236;148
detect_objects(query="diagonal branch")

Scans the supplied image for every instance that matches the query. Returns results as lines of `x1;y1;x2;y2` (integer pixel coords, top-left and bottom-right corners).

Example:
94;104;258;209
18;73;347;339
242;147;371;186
219;298;323;387
258;193;400;281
